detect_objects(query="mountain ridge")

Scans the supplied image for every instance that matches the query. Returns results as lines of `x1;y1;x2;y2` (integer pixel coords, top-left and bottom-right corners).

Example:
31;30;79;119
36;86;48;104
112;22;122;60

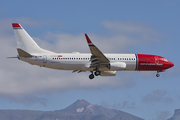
167;109;180;120
0;99;144;120
58;99;144;120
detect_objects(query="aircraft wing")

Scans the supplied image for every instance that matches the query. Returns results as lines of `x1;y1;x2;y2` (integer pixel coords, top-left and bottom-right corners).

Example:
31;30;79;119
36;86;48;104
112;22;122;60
85;34;110;69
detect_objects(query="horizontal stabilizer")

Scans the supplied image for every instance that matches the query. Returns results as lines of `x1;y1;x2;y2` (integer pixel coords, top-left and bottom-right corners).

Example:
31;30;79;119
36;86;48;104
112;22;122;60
7;57;18;58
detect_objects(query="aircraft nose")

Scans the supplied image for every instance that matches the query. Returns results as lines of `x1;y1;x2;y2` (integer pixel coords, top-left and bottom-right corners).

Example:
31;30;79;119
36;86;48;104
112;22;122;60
168;61;174;68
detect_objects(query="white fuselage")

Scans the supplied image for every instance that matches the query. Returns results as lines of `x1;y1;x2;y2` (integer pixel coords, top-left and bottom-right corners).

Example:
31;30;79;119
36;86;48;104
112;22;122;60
20;53;137;71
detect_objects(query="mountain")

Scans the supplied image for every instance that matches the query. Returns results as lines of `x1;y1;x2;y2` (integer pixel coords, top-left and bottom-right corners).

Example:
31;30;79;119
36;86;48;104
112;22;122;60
167;109;180;120
59;99;91;113
58;99;144;120
59;99;121;118
0;99;144;120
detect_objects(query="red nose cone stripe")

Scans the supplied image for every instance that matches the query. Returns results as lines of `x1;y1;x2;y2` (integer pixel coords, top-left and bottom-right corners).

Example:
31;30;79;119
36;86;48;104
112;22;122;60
170;61;174;67
12;23;21;28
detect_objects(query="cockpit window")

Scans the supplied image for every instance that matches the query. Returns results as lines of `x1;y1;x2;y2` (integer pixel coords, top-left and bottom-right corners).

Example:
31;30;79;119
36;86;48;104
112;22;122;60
162;58;168;61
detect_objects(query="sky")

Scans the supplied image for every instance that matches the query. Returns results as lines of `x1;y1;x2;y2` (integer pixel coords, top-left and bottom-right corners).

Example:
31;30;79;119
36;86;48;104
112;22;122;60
0;0;180;120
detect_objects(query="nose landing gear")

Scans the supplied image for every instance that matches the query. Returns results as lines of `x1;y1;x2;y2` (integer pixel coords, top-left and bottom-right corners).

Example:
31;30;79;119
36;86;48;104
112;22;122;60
156;73;160;77
156;71;160;77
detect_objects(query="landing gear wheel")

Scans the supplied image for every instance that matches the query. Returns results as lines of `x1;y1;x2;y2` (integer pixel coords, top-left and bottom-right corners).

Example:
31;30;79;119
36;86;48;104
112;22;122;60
156;74;160;77
89;74;94;79
94;71;100;76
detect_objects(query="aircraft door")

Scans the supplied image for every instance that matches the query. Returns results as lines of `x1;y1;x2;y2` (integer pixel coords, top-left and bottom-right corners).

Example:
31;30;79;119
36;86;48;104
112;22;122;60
43;55;47;63
155;56;159;65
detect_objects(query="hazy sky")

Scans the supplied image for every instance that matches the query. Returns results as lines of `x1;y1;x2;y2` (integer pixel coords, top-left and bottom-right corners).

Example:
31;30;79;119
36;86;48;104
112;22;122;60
0;1;180;120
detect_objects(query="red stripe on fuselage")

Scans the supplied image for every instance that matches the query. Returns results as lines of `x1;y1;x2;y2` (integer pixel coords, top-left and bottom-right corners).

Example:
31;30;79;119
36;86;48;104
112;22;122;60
136;54;173;71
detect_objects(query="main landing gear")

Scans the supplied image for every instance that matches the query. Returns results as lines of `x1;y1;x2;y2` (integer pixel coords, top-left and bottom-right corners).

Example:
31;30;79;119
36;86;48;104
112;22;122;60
89;73;94;79
156;71;160;77
89;70;100;79
94;70;100;76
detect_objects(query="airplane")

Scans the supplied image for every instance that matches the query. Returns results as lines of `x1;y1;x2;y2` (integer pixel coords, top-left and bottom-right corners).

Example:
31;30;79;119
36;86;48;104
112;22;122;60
10;23;174;79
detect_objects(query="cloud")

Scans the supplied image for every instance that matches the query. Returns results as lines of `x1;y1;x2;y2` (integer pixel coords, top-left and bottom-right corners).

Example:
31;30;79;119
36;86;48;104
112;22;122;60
0;18;162;103
102;20;160;35
100;20;164;58
3;95;48;106
0;18;39;32
113;101;135;109
100;100;135;110
142;90;173;104
39;20;162;53
101;20;161;49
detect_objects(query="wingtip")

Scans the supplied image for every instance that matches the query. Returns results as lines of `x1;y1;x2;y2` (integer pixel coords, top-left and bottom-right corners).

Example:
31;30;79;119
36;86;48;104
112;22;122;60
85;34;92;44
12;23;22;28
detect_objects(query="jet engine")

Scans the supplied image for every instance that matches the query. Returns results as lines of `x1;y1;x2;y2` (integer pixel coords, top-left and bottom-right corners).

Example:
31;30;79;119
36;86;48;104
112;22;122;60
100;71;116;76
110;62;126;70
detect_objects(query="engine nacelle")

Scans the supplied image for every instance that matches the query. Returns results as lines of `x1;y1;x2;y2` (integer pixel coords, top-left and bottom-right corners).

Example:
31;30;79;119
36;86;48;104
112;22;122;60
100;71;116;76
110;62;126;70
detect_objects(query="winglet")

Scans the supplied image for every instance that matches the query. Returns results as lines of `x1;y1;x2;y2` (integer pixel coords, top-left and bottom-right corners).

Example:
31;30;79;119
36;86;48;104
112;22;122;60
85;34;92;44
12;23;22;29
84;34;110;63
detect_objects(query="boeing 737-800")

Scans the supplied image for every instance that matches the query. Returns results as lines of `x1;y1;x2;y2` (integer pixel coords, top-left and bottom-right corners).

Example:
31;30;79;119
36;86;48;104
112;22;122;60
11;23;174;79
